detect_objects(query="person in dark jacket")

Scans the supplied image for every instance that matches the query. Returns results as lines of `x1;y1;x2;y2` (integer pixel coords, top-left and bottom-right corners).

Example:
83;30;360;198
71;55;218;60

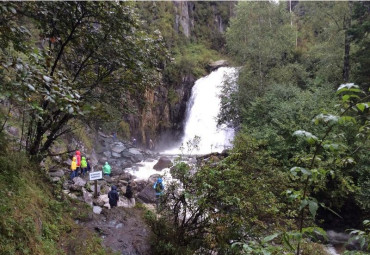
125;182;133;199
108;185;119;208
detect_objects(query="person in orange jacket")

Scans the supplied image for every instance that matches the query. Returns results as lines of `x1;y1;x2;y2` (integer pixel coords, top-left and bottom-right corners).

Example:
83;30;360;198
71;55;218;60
70;156;77;180
75;150;81;176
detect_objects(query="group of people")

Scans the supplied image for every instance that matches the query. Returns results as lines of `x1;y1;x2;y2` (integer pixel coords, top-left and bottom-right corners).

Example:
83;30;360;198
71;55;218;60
108;177;164;210
108;181;134;208
70;150;91;179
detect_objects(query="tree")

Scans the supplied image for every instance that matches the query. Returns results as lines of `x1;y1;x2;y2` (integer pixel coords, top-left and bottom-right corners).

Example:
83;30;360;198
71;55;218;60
0;2;167;160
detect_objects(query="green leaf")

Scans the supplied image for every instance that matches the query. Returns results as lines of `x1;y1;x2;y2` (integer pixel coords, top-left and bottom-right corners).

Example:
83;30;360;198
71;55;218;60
339;116;356;124
356;102;369;112
299;199;308;211
337;83;361;94
312;114;339;124
308;200;318;218
263;233;280;243
293;130;318;145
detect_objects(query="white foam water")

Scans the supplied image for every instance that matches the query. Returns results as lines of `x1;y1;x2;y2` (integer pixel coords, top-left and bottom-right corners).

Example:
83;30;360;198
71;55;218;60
165;67;237;155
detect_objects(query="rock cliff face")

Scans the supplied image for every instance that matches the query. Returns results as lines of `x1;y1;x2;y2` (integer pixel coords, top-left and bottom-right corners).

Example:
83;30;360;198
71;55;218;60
173;1;234;38
126;73;195;148
124;2;235;147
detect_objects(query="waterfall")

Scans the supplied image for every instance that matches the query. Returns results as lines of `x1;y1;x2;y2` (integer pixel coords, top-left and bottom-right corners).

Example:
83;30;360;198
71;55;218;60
166;67;237;155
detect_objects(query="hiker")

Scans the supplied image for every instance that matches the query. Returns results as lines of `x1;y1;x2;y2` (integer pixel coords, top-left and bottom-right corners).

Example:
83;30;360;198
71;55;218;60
149;138;154;150
75;150;81;176
70;156;77;180
86;157;91;173
80;156;88;177
125;181;135;207
132;137;137;146
108;185;119;208
153;177;164;209
125;181;133;199
102;162;111;177
112;132;117;142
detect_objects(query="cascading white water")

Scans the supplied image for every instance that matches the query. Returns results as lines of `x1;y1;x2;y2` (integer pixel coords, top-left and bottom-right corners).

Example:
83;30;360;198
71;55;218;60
166;67;238;154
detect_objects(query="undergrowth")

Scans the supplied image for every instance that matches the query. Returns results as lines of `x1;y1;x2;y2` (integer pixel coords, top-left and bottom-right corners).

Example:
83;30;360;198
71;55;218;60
0;140;114;255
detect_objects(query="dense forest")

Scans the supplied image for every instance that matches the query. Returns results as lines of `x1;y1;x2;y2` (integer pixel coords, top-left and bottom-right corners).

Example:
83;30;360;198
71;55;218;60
0;1;369;255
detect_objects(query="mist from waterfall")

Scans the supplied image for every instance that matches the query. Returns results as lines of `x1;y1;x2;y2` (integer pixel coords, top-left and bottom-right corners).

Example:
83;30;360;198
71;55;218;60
165;67;237;155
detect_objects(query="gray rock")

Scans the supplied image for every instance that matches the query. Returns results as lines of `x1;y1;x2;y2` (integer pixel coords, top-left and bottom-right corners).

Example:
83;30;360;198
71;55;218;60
137;184;156;203
98;131;108;138
89;150;99;167
111;152;121;158
64;158;72;167
51;177;61;183
117;197;135;208
148;174;162;184
115;223;123;229
121;150;132;159
111;143;126;153
7;126;19;137
95;194;109;207
153;156;173;171
103;151;111;158
73;177;87;187
128;148;144;163
208;59;229;71
93;206;103;214
49;170;65;178
82;188;93;206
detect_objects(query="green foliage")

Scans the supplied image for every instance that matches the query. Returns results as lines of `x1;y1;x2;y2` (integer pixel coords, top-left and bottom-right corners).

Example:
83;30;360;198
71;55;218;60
0;145;113;255
150;135;291;254
118;121;131;140
344;220;370;254
0;2;167;160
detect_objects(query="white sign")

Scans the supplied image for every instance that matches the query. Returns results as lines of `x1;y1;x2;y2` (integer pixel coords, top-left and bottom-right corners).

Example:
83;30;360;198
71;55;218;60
89;171;103;181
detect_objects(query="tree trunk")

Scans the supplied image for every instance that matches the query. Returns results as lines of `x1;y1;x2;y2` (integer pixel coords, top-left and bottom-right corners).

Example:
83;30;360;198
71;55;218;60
342;3;352;83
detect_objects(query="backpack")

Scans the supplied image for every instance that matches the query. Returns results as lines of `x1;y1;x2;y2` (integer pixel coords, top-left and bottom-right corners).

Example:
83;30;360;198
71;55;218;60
155;182;164;193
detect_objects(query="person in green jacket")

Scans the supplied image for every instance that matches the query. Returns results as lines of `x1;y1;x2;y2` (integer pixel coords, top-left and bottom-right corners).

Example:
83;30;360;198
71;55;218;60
80;156;88;177
102;162;111;177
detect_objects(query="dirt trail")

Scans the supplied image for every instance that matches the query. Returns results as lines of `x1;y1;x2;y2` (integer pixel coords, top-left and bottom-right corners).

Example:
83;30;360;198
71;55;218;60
81;206;151;255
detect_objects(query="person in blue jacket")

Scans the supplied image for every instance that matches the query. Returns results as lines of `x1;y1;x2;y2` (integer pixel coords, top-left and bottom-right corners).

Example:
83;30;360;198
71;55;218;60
153;177;164;210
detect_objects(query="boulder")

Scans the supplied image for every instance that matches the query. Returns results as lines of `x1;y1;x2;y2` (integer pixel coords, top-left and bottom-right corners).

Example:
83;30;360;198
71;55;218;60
82;188;93;206
68;193;78;199
99;157;108;164
137;184;156;203
95;194;109;207
117;197;135;208
51;177;61;183
73;177;87;187
49;169;65;178
153;157;173;171
119;180;128;186
93;206;103;214
111;152;121;158
64;158;72;167
128;148;144;162
148;174;162;184
111;143;126;153
103;151;111;158
208;59;229;71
